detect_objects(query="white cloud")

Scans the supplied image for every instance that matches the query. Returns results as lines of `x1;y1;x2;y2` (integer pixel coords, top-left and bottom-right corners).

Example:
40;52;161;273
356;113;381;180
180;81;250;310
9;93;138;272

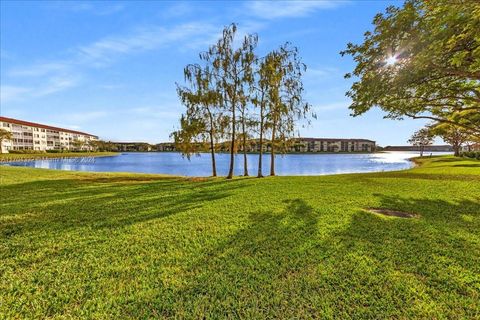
129;106;182;119
57;2;126;16
46;111;110;131
64;111;109;123
99;84;124;90
313;101;350;111
0;86;30;103
77;22;218;64
0;76;80;104
9;62;70;77
4;21;219;100
247;1;346;19
36;76;80;96
305;66;339;80
160;2;194;19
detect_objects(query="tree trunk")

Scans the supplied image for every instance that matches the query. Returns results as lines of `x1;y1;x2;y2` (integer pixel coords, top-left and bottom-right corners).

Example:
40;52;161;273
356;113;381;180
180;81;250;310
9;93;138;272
227;102;236;179
257;112;264;178
209;133;217;177
420;145;424;157
453;144;460;157
208;112;217;177
242;115;248;176
270;124;276;176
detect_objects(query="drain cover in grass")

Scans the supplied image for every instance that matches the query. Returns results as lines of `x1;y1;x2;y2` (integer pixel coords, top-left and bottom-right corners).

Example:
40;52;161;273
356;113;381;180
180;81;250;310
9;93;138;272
366;208;419;218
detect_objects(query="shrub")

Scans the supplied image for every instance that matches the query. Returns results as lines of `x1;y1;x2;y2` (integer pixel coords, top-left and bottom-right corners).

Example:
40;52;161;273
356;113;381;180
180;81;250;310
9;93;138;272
46;149;70;153
8;150;45;154
461;151;480;160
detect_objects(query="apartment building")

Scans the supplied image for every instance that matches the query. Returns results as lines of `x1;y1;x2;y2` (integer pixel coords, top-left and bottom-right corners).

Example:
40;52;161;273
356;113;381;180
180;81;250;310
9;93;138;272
156;138;376;153
291;138;376;153
0;116;98;153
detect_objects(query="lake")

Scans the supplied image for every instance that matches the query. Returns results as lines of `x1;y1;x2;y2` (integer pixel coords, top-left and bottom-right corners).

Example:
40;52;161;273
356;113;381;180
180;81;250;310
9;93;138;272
2;151;451;176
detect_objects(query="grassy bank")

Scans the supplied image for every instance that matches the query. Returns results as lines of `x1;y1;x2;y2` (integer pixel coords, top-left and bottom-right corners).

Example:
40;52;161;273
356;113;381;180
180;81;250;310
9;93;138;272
1;156;479;318
0;151;119;162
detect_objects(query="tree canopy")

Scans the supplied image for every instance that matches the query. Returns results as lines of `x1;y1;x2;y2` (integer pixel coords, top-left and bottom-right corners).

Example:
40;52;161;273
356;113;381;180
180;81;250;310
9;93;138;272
173;24;313;178
408;127;434;156
342;0;480;136
0;128;13;154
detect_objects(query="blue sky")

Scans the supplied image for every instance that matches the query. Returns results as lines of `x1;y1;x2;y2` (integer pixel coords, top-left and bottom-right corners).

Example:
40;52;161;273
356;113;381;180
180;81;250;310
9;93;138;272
1;0;431;146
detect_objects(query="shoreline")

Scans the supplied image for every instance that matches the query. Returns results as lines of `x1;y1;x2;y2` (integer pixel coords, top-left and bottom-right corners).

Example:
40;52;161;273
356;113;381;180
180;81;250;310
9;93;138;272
0;152;119;163
0;153;439;178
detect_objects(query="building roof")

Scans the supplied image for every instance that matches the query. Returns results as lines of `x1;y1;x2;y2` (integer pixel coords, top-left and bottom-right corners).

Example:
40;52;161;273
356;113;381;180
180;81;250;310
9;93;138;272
0;116;98;138
296;137;376;143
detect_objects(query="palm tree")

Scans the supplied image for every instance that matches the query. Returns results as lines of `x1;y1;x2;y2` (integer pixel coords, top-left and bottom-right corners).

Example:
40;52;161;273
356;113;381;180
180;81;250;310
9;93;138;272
0;128;13;154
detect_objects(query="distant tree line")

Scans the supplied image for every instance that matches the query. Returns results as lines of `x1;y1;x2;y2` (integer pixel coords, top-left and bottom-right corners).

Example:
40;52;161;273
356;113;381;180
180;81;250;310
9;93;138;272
172;23;314;178
88;141;152;152
409;122;479;157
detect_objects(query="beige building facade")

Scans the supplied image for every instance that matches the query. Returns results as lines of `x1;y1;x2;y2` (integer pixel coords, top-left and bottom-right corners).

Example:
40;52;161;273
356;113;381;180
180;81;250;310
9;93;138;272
291;138;376;153
0;117;98;153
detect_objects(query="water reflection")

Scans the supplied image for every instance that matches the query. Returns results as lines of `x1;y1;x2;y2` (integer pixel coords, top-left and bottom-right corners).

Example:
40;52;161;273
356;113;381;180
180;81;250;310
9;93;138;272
4;151;451;176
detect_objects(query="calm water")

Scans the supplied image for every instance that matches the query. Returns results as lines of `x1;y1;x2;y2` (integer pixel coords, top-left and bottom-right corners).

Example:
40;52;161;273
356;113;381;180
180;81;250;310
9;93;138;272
3;151;451;176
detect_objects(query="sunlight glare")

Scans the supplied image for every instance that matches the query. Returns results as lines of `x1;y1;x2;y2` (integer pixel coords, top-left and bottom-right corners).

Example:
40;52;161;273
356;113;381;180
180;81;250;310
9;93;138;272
385;55;398;66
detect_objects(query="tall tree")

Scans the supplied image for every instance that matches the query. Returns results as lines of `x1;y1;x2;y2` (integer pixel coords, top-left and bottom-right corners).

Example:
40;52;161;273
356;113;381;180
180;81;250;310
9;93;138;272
171;113;209;164
0;128;13;154
428;122;470;157
175;64;222;176
237;50;256;177
408;128;434;157
265;43;313;176
341;0;480;136
238;95;251;176
201;24;258;179
252;55;271;178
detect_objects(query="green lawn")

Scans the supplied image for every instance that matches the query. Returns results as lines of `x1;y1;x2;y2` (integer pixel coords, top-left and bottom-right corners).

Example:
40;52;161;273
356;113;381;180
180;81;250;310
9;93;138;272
0;152;119;162
1;156;479;318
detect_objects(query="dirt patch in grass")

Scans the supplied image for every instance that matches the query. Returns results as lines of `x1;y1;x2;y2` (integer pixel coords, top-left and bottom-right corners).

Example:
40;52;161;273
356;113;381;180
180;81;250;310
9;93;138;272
366;208;419;218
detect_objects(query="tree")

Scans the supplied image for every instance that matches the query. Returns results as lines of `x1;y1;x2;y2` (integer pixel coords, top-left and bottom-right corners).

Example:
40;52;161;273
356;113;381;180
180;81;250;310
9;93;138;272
84;140;96;152
251;55;271;177
173;23;312;178
87;140;99;151
464;135;480;152
238;93;254;176
408;128;434;157
341;0;480;136
0;128;13;154
71;139;84;151
201;23;258;179
175;64;222;177
428;122;470;156
92;140;117;152
264;43;313;176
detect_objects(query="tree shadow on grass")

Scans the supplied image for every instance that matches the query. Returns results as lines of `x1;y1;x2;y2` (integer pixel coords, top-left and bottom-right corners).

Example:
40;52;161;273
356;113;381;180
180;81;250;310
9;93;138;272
317;194;480;318
124;198;321;318
126;195;480;318
0;176;248;238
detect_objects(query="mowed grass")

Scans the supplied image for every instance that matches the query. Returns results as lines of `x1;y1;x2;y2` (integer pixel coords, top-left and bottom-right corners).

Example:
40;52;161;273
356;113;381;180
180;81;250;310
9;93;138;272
0;156;479;319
